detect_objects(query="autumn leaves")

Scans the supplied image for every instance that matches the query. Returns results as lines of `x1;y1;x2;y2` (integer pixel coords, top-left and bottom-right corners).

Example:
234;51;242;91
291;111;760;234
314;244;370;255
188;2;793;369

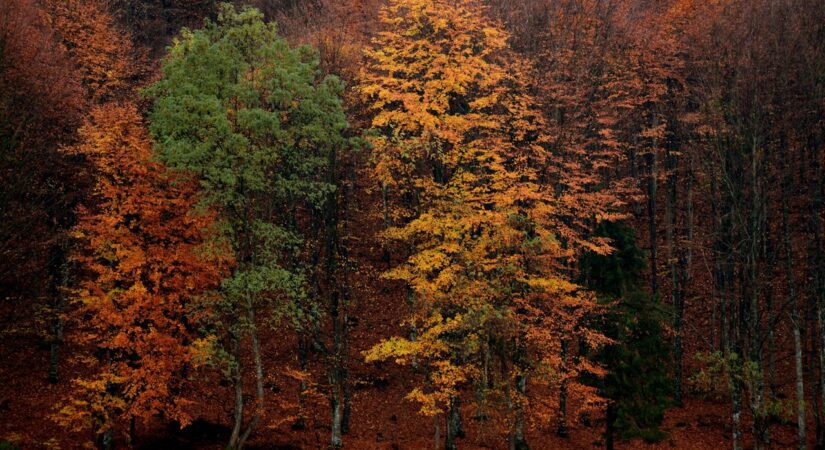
50;0;618;448
50;0;228;444
360;0;612;448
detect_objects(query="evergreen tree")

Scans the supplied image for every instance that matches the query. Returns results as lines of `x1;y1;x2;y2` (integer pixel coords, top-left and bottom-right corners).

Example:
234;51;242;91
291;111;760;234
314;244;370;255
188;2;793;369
579;221;673;447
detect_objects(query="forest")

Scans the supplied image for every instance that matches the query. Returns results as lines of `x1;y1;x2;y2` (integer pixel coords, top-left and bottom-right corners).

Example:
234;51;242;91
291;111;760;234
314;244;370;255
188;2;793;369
1;0;825;449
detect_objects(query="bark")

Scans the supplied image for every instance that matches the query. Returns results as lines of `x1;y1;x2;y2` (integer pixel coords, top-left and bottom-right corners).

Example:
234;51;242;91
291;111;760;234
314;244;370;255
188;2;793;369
475;341;491;420
341;171;354;437
449;396;464;438
330;385;343;448
326;146;350;446
666;141;680;405
766;277;777;400
342;352;352;435
510;374;529;450
237;308;265;450
329;313;344;447
295;336;309;429
786;172;807;450
445;396;460;450
329;290;346;448
631;138;642;216
817;243;825;450
677;150;694;405
434;414;441;450
811;137;825;450
228;329;244;450
128;415;136;448
381;181;390;266
711;165;726;352
605;402;616;450
557;340;569;438
647;124;659;298
407;286;418;370
749;138;767;450
98;428;113;450
731;371;743;450
48;245;68;384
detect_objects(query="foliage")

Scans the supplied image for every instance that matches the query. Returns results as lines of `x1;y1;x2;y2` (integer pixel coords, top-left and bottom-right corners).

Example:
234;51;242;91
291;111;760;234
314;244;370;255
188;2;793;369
42;0;146;102
147;3;354;322
359;1;610;438
689;351;736;401
579;221;672;442
147;4;357;446
0;0;85;304
58;103;228;436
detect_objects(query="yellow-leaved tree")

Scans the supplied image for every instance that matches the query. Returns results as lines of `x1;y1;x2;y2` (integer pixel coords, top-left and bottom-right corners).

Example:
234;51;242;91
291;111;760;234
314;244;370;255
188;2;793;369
359;1;612;448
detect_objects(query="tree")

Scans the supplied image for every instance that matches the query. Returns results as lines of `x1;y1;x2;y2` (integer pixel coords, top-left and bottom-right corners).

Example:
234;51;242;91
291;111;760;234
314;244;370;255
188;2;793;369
55;102;228;449
0;0;87;384
42;0;145;103
360;1;609;448
147;4;357;448
579;221;672;448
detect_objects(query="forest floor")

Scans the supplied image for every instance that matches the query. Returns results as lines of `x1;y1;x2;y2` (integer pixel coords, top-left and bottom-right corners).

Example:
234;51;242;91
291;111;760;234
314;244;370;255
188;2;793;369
0;172;812;450
0;296;811;449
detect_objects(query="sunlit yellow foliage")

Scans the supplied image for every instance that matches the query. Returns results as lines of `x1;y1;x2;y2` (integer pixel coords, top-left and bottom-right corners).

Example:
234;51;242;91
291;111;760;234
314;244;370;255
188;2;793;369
360;0;609;430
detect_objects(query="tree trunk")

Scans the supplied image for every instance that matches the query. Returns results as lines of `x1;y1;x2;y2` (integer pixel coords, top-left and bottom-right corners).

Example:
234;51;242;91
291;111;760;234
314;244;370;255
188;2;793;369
325;146;350;447
711;166;727;353
817;239;825;450
128;415;136;448
295;336;308;429
48;245;68;384
605;402;616;450
731;370;743;450
786;182;808;450
647;125;659;298
811;137;825;450
381;181;390;266
98;428;113;450
237;307;264;449
228;329;245;450
407;287;418;369
557;340;569;438
329;291;345;448
445;396;459;450
330;384;343;448
448;395;464;440
510;374;529;450
434;414;441;450
749;139;767;450
666;143;681;405
475;341;491;420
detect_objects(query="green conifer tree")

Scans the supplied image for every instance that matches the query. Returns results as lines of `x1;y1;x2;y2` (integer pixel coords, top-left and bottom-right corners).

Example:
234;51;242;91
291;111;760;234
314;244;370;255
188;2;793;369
579;221;673;447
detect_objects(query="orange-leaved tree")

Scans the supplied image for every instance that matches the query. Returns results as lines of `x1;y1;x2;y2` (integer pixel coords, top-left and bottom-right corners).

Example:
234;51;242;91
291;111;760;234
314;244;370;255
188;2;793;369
55;102;229;447
43;0;145;103
45;3;230;446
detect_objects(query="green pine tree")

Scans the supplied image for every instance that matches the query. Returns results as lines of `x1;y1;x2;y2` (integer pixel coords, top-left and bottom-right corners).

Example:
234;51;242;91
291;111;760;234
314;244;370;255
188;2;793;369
579;221;673;447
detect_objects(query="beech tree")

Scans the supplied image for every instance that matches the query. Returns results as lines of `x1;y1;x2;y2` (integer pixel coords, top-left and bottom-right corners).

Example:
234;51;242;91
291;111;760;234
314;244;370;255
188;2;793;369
55;103;228;449
360;1;610;448
43;0;144;103
147;4;356;448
